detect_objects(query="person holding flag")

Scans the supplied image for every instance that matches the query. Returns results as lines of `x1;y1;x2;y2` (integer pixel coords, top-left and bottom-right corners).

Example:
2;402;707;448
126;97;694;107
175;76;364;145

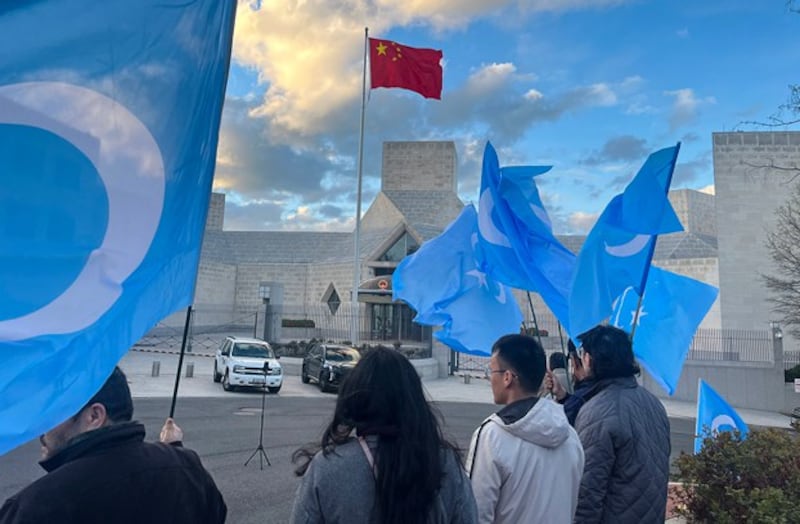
571;325;670;524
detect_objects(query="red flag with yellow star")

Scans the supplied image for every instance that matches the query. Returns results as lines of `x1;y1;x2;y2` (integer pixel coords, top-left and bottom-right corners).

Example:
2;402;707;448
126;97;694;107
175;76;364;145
369;38;442;100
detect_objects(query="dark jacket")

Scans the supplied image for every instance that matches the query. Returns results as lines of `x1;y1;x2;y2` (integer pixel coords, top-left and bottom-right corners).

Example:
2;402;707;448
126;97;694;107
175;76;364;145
573;376;670;524
559;378;595;426
0;422;226;524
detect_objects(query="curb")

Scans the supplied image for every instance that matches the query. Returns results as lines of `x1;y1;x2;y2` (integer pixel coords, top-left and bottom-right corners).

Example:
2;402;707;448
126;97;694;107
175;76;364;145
131;346;216;358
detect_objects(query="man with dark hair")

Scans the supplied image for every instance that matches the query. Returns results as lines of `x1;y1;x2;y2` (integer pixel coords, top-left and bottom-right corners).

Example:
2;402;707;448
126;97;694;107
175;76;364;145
0;366;226;524
545;339;592;425
466;334;584;523
571;325;670;524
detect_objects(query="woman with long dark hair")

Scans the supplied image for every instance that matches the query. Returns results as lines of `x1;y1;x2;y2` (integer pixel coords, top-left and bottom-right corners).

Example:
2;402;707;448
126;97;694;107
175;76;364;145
290;347;477;524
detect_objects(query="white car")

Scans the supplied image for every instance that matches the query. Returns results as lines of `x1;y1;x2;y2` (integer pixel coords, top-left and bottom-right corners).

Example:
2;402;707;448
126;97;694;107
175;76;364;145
213;336;283;393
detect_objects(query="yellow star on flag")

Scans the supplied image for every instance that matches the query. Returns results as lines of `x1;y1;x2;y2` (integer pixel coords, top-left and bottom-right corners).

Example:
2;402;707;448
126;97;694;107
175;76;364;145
376;42;387;56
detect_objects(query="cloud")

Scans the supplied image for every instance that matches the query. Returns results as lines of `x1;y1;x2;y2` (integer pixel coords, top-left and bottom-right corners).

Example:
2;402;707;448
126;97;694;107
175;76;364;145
583;135;649;165
664;88;716;130
672;149;712;187
568;211;599;234
698;184;715;195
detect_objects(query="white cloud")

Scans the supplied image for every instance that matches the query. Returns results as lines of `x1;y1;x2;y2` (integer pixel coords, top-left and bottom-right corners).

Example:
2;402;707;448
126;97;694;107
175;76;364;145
698;184;715;195
569;211;599;233
664;88;716;130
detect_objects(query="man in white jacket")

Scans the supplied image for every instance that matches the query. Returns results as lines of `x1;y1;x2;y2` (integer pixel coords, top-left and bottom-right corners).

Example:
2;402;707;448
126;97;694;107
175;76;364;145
466;334;585;524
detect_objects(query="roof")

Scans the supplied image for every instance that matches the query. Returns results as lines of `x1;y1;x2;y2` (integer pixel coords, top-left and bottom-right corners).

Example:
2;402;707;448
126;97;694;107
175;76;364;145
382;190;463;239
201;230;350;264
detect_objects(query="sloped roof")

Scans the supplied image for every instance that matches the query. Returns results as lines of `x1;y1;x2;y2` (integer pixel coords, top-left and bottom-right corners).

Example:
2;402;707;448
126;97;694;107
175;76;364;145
552;232;717;260
382;190;464;235
200;230;350;264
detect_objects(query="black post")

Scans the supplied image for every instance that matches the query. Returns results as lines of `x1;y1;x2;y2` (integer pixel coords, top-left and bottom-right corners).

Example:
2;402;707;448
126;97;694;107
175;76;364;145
169;305;192;418
253;311;258;339
525;292;544;349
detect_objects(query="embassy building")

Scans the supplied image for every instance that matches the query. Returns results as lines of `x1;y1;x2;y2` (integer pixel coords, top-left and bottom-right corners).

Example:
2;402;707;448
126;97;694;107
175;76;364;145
159;135;800;412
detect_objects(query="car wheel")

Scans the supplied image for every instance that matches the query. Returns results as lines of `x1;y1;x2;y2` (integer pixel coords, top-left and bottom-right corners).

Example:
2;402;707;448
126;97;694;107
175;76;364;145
213;362;221;383
301;365;310;384
319;372;329;393
222;370;232;392
268;386;281;394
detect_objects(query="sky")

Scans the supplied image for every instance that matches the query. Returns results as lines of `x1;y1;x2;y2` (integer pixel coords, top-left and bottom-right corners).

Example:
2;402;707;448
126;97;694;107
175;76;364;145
215;0;800;234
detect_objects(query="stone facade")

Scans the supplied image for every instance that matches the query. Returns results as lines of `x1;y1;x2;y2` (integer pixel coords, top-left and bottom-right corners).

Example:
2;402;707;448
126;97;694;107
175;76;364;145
713;132;800;344
381;141;457;192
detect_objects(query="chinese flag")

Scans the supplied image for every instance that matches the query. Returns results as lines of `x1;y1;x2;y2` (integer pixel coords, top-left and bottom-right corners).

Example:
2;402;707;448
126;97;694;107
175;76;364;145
369;38;443;100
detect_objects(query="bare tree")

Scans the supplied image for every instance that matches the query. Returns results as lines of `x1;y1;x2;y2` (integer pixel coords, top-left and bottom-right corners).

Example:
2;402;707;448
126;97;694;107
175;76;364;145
764;182;800;337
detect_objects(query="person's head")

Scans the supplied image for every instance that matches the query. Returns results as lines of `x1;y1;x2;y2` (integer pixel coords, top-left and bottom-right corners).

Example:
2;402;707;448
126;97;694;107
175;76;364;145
577;325;639;380
40;367;133;460
294;347;455;524
488;334;546;404
549;352;567;371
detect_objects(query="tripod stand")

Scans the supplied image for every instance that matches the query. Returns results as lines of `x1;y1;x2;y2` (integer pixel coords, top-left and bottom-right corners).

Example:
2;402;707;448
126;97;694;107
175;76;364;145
244;363;272;470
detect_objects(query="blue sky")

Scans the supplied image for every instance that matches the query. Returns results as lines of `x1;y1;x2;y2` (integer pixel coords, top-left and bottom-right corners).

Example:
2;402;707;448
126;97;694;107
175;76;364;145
217;0;799;233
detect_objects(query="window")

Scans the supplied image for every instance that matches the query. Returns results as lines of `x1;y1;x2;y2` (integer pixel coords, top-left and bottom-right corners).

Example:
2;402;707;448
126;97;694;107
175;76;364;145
378;232;419;262
326;287;341;315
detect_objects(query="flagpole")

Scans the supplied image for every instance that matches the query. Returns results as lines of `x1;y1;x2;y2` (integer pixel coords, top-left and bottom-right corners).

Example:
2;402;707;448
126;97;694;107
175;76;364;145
169;305;192;418
631;141;681;339
351;27;368;344
525;292;544;349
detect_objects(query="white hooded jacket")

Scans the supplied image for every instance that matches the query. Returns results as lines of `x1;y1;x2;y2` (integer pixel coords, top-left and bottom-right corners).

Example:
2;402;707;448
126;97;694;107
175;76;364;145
466;397;585;524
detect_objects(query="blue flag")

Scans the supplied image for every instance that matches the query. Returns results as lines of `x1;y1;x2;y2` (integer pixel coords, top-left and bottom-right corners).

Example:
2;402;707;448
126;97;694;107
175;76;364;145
569;145;683;338
393;205;523;356
476;142;576;329
0;0;236;455
694;379;749;453
611;267;718;395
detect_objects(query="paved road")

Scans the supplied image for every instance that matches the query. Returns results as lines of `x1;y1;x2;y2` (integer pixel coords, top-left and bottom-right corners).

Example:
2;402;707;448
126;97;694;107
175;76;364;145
0;391;696;524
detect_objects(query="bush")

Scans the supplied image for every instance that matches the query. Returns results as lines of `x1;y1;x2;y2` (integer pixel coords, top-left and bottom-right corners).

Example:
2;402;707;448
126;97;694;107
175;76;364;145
785;363;800;383
673;425;800;523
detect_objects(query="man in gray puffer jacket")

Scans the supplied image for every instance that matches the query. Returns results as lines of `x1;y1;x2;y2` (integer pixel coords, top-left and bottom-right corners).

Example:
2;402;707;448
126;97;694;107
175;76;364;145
573;325;670;524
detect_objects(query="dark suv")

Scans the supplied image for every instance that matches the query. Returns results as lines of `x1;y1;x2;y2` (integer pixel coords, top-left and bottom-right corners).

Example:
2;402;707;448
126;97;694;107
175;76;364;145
301;343;361;392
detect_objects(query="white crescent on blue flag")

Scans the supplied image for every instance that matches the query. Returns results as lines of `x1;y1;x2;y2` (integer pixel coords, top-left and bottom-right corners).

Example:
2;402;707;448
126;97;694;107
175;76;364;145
0;0;237;455
393;205;523;356
475;142;576;330
611;266;718;395
694;379;749;453
569;144;684;339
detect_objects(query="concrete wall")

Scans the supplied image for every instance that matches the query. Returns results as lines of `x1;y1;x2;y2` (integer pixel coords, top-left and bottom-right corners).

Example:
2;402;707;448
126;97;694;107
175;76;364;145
668;189;716;237
643;359;784;411
381;141;457;192
713;132;800;334
205;192;225;231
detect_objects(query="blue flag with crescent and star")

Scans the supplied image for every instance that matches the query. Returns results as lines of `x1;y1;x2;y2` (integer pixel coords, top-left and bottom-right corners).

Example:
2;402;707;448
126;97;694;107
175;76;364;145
475;142;576;330
611;266;719;395
0;0;236;455
393;205;523;356
694;379;749;453
568;145;683;339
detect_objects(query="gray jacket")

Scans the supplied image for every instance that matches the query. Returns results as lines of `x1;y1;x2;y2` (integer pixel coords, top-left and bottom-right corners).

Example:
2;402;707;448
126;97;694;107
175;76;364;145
574;376;670;524
290;436;478;524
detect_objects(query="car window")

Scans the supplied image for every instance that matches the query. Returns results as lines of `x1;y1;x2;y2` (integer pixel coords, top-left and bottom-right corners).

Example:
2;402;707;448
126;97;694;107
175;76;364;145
309;344;320;358
325;348;360;362
221;340;231;356
232;343;274;359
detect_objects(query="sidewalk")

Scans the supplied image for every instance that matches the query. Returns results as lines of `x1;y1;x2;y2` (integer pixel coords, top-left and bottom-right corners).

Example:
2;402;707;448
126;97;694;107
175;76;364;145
124;349;793;429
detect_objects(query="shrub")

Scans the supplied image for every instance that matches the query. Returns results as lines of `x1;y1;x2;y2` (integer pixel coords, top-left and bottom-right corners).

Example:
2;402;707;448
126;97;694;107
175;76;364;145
673;425;800;523
785;363;800;383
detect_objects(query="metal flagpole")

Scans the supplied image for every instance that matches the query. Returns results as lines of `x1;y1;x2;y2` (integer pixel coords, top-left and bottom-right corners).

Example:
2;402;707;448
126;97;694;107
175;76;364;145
525;292;544;349
351;27;369;344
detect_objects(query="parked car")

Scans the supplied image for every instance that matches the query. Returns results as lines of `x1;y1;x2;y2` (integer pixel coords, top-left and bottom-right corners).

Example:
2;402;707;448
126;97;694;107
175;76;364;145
301;343;360;392
213;336;282;393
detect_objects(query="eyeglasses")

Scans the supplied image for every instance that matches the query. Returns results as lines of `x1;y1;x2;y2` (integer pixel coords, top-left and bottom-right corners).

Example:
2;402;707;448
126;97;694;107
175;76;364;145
484;366;506;378
484;366;517;379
